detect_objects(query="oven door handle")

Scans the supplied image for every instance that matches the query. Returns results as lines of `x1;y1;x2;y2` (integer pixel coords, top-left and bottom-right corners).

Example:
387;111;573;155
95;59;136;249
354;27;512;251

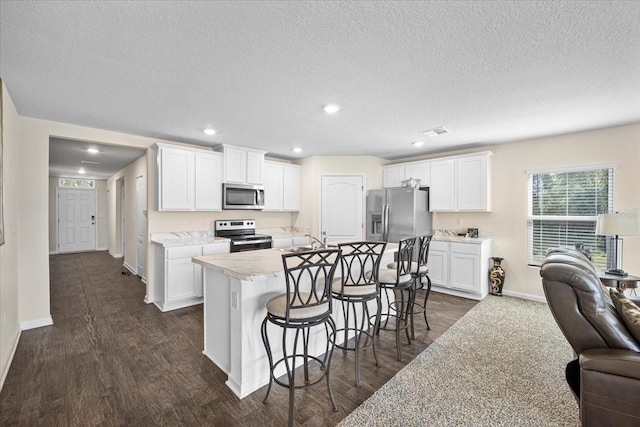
232;239;272;246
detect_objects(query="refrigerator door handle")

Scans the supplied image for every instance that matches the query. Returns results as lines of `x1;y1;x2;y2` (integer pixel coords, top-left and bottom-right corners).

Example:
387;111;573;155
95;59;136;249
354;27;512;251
382;203;389;241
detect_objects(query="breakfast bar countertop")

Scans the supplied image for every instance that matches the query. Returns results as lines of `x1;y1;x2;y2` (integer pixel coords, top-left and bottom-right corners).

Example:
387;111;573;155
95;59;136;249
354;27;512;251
193;243;399;282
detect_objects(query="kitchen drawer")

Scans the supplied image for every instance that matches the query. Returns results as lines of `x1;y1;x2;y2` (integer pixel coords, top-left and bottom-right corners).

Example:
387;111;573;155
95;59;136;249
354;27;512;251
450;242;480;255
202;241;230;255
166;245;202;260
430;241;449;252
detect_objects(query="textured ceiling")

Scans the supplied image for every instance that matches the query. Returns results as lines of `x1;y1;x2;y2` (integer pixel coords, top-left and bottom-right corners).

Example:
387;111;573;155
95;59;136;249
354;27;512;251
49;138;146;179
1;1;639;160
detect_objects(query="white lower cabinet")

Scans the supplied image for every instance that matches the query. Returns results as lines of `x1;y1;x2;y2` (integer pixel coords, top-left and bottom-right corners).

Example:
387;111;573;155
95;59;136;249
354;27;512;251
154;241;230;311
427;239;492;300
272;235;309;249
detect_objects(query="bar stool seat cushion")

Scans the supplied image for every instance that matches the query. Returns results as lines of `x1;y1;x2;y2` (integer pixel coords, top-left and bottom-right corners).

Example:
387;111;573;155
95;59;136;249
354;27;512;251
266;293;329;319
387;261;428;273
331;277;377;296
377;268;412;285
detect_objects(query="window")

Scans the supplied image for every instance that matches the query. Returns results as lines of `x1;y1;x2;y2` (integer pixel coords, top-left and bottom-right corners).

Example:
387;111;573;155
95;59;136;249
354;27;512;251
59;178;95;188
527;166;614;268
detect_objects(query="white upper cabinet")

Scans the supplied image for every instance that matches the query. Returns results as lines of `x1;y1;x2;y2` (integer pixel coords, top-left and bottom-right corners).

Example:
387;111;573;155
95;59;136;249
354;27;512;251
429;159;456;211
263;161;284;211
282;164;301;211
194;152;223;211
429;152;492;212
456;154;490;211
221;144;266;185
263;160;300;211
382;160;431;188
155;145;194;211
154;143;222;212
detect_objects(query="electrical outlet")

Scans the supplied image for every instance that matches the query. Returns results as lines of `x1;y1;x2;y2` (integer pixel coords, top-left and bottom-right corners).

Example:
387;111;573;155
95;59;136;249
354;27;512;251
457;218;463;225
231;291;238;309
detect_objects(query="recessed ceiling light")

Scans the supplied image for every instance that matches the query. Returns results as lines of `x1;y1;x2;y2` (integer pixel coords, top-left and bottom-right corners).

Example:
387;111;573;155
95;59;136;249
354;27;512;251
78;168;86;174
292;147;303;153
323;104;341;114
412;141;424;147
203;128;217;135
87;148;99;154
419;126;449;136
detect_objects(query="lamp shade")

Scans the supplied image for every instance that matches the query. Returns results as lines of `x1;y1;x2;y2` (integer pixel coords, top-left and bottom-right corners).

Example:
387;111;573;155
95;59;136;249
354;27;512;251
596;212;640;236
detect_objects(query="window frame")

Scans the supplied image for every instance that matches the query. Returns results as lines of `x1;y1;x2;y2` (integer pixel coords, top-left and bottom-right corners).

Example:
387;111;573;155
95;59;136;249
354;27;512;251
526;164;615;268
58;178;95;188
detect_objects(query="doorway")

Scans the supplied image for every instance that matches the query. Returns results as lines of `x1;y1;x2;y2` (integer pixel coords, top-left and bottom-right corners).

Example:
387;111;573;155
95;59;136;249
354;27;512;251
57;187;97;253
136;175;146;280
320;175;364;242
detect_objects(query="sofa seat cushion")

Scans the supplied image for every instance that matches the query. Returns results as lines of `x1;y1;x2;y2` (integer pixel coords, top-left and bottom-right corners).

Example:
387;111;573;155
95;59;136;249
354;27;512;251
610;288;640;343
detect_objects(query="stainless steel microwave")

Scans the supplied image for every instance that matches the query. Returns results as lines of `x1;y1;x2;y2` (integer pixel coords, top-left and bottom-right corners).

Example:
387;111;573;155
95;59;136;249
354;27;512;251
222;183;265;210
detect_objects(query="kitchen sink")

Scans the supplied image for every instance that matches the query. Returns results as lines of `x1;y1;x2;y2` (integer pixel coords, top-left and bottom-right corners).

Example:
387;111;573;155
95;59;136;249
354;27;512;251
279;245;315;253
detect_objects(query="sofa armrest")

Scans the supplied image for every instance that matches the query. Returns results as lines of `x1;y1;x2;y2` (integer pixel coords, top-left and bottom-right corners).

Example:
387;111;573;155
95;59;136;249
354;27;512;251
579;348;640;426
580;348;640;380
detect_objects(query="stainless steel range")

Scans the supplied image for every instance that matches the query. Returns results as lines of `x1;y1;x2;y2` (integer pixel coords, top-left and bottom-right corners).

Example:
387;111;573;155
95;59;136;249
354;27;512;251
214;219;273;252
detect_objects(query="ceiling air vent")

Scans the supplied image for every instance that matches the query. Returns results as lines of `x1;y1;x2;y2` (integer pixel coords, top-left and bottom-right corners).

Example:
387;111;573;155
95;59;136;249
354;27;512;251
81;160;100;165
419;126;449;136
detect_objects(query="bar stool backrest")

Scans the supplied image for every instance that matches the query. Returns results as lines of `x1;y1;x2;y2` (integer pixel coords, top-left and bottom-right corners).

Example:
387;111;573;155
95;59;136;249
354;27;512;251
416;235;433;272
337;241;387;292
281;248;341;321
396;237;416;281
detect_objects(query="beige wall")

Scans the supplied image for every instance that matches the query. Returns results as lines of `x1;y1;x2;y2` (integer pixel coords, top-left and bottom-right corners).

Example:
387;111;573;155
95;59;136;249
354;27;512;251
391;124;640;299
48;178;108;252
0;81;21;387
296;156;386;237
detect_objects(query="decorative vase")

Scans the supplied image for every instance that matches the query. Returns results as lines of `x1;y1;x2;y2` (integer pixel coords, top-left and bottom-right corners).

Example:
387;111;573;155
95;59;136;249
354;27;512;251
489;257;505;296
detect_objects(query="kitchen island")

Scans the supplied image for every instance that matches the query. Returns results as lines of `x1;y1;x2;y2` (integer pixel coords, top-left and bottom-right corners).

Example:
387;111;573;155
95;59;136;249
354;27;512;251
193;245;396;399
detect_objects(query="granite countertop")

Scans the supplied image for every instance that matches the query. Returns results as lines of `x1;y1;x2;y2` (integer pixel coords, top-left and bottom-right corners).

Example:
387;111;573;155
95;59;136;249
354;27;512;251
432;235;491;244
193;243;398;281
151;231;229;247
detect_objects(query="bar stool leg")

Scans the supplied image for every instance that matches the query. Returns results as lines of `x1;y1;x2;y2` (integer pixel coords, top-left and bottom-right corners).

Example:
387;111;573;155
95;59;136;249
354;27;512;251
261;317;274;404
325;319;338;411
423;276;432;330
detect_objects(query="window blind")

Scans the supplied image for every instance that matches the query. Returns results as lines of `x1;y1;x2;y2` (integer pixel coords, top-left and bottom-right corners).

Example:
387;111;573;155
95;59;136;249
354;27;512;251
527;166;614;268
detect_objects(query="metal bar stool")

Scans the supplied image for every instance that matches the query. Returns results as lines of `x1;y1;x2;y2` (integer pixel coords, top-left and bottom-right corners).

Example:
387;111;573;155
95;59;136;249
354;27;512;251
410;234;433;338
376;236;416;361
261;248;341;427
331;241;387;387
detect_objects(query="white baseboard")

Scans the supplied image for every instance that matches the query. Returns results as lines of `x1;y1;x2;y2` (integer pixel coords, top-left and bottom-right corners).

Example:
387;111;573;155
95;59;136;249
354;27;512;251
123;262;137;275
502;289;547;303
141;276;147;284
20;316;54;330
49;250;58;255
97;246;107;251
0;328;21;392
109;250;123;258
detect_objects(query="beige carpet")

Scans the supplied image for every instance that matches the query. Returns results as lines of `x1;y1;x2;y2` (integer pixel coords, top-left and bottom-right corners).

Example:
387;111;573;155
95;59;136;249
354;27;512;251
339;295;579;426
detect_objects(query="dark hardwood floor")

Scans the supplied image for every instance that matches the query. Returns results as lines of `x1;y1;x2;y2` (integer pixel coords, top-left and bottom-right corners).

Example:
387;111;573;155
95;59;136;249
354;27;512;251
0;251;476;426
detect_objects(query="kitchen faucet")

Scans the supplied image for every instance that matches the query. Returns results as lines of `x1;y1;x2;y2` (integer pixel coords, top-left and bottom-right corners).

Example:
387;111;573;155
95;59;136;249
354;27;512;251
305;232;327;249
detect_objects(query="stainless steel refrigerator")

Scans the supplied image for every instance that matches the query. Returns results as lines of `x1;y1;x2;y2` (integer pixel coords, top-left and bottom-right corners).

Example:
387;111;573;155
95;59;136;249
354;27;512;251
367;187;432;242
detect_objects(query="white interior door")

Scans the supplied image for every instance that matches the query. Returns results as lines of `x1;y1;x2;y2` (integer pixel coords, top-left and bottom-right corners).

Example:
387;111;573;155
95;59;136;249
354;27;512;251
58;188;97;253
320;175;364;242
136;176;146;278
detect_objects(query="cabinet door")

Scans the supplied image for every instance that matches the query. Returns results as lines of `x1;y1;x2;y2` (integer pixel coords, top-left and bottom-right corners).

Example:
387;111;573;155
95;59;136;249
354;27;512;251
404;161;431;187
282;165;301;211
429;159;455;211
427;250;449;287
263;162;284;211
457;155;488;211
167;258;199;302
383;165;404;188
194;152;222;211
202;242;230;255
449;252;479;292
272;237;293;249
292;235;309;246
159;148;194;210
224;146;247;184
246;151;264;185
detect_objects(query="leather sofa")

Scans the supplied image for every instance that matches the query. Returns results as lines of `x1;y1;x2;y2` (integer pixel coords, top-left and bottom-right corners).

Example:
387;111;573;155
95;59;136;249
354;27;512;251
540;248;640;426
